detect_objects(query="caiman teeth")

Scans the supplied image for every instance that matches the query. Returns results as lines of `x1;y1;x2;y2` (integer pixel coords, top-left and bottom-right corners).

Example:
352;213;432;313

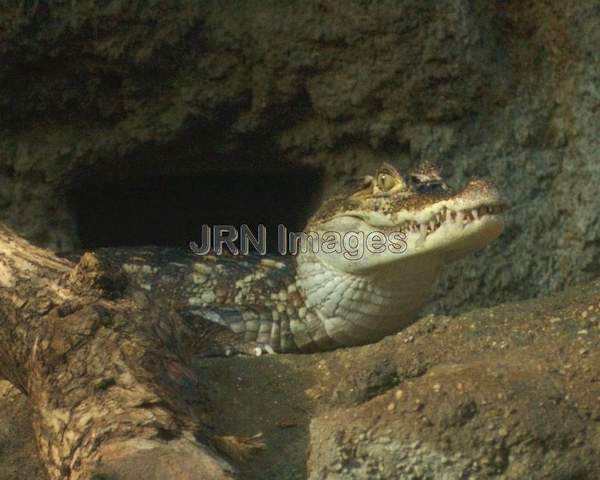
400;203;505;237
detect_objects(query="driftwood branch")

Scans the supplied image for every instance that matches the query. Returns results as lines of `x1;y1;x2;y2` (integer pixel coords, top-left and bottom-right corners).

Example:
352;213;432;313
0;224;257;479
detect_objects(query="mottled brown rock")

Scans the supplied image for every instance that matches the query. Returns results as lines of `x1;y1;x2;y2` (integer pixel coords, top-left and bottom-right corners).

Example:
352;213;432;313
0;224;250;479
306;282;600;479
1;249;599;478
0;1;599;478
0;381;43;480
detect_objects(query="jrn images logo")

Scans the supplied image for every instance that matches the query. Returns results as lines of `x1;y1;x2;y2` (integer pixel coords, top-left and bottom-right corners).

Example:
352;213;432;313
190;224;407;260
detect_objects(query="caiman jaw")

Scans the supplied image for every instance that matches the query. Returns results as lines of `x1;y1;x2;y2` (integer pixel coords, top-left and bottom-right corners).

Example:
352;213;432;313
309;171;507;271
394;203;506;235
348;202;506;236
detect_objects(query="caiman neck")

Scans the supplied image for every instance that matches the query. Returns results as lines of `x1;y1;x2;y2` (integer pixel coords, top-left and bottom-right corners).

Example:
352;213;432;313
295;249;443;347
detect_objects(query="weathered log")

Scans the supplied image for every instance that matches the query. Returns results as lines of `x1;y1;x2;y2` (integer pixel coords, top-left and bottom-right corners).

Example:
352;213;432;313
0;224;258;479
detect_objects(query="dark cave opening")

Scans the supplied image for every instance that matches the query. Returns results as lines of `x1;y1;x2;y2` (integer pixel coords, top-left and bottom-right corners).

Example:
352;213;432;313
71;168;324;254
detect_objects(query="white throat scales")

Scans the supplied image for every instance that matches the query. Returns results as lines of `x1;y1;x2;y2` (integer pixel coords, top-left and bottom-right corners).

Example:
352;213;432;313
295;249;444;347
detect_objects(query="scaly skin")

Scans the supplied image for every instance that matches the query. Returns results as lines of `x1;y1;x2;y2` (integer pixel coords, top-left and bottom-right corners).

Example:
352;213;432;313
106;163;507;353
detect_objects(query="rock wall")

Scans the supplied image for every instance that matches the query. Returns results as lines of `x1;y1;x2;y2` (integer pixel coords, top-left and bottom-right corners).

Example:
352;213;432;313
0;0;599;313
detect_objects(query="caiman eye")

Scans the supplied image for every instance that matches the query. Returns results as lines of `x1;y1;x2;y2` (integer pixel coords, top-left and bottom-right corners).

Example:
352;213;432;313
377;173;396;192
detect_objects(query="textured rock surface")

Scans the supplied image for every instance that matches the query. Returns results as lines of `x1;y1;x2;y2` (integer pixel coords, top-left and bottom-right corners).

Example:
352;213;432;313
1;1;599;478
0;382;42;480
1;277;599;479
0;0;599;311
304;281;600;479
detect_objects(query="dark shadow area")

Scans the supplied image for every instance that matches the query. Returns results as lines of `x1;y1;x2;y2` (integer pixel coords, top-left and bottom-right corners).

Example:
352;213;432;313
71;168;323;253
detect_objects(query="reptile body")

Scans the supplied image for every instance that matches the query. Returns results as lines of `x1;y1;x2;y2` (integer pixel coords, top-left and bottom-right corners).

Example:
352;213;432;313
104;163;506;354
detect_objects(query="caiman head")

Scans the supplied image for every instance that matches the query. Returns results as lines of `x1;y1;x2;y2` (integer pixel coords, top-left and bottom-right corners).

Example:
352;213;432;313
304;162;507;276
292;162;507;348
